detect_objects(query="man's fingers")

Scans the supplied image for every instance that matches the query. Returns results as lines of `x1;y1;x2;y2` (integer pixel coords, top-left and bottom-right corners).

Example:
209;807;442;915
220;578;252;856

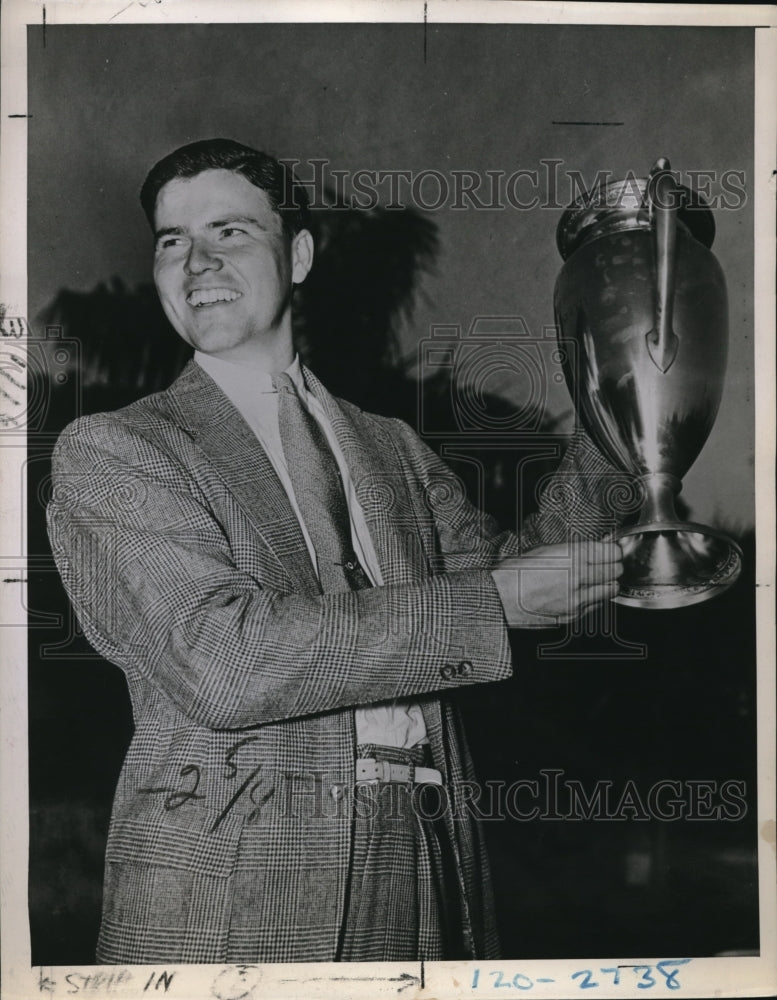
576;553;623;586
585;540;623;583
578;580;621;610
581;540;623;565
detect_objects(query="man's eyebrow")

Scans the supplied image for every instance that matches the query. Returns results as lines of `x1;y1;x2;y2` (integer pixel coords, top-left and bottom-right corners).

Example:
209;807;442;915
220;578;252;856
206;216;269;230
154;225;184;242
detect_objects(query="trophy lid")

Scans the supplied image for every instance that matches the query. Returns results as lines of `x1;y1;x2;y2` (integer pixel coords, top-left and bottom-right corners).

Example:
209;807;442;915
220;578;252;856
556;172;716;260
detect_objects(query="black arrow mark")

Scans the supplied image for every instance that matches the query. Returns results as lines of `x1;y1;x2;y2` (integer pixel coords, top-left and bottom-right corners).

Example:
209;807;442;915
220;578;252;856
279;971;421;992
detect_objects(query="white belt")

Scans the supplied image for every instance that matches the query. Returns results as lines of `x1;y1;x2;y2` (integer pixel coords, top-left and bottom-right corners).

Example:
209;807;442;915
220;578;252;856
355;758;443;786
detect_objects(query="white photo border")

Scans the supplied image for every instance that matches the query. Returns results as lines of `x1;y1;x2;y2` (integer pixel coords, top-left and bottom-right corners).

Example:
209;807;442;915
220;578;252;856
2;2;775;998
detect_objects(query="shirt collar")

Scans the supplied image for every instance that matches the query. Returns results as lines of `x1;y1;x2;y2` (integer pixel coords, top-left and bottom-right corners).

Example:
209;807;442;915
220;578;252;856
194;350;306;399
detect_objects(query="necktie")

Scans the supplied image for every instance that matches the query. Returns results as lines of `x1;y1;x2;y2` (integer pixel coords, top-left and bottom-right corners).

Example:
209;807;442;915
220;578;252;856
272;371;372;593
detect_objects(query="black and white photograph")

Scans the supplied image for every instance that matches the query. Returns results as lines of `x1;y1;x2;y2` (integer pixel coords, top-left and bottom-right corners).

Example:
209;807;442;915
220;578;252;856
1;1;775;998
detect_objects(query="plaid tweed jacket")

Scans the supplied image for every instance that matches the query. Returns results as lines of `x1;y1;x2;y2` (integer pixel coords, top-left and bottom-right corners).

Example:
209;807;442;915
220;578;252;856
46;360;617;965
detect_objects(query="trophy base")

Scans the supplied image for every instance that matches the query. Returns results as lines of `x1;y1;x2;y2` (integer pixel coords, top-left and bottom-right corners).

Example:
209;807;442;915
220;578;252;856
614;522;743;609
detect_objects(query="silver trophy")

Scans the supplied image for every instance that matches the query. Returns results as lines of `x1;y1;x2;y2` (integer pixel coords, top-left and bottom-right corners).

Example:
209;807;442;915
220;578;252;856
554;158;742;609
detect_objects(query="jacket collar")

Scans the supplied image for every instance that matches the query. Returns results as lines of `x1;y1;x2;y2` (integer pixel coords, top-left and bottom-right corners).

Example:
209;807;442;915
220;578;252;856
167;359;319;595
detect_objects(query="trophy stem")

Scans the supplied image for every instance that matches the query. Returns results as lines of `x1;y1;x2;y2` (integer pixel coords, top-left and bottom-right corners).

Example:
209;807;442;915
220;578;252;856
636;472;681;525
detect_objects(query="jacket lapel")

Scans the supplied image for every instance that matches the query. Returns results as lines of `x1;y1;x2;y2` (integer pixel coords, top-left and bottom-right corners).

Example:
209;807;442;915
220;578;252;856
302;366;428;586
165;360;428;591
166;360;320;596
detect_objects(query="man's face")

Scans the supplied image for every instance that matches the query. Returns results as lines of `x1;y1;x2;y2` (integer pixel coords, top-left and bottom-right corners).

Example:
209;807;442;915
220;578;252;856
152;168;312;362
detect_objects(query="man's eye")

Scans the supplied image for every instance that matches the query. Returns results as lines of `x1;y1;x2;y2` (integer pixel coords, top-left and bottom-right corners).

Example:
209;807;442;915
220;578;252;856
221;227;246;238
157;237;183;250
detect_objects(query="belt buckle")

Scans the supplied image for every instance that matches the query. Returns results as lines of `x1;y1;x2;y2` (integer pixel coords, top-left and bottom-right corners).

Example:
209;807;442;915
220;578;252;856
376;760;391;783
385;761;413;785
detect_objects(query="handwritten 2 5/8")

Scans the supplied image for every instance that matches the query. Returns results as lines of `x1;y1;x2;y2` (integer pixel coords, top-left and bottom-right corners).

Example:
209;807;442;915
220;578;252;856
471;959;691;991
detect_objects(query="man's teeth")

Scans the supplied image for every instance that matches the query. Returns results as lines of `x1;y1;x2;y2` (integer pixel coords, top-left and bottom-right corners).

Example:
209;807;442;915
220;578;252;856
188;289;241;306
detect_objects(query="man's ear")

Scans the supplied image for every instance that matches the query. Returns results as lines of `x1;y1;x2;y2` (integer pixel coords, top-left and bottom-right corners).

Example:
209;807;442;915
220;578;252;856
291;229;314;285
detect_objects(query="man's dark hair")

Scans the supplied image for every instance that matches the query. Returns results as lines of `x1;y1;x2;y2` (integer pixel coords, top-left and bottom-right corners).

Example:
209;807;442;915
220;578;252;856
140;138;311;239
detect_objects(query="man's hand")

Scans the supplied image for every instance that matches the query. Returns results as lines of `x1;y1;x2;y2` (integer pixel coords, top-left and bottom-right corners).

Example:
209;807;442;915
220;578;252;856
490;540;623;628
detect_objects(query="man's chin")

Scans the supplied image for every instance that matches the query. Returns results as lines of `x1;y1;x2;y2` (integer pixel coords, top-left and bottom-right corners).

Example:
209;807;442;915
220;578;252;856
180;324;245;355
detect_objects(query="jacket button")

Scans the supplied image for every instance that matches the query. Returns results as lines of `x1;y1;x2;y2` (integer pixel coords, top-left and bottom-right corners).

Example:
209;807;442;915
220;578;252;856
330;784;345;802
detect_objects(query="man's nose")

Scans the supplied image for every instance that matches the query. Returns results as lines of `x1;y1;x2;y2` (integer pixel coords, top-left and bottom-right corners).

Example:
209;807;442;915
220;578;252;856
184;239;222;275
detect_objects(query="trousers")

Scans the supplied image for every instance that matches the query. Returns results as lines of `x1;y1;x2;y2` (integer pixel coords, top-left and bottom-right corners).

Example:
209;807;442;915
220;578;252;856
337;743;467;961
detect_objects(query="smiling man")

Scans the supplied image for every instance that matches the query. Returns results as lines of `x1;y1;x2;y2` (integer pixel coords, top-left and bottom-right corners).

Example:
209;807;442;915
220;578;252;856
151;165;313;366
46;138;622;965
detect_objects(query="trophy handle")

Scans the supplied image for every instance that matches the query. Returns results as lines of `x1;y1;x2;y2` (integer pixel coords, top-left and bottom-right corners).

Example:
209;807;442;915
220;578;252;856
646;157;680;373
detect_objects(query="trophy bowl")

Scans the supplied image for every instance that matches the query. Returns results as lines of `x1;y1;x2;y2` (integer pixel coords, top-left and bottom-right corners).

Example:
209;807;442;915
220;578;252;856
554;158;742;609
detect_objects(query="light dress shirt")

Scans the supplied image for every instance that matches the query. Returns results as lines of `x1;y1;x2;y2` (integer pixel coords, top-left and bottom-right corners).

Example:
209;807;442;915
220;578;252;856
195;351;428;749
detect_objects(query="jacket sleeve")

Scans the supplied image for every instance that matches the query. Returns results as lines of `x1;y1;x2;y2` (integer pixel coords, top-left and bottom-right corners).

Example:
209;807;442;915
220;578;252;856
388;418;628;563
46;414;513;731
520;426;630;547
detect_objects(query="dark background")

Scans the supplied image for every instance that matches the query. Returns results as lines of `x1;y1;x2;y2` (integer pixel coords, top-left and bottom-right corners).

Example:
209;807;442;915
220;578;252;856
25;21;758;964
